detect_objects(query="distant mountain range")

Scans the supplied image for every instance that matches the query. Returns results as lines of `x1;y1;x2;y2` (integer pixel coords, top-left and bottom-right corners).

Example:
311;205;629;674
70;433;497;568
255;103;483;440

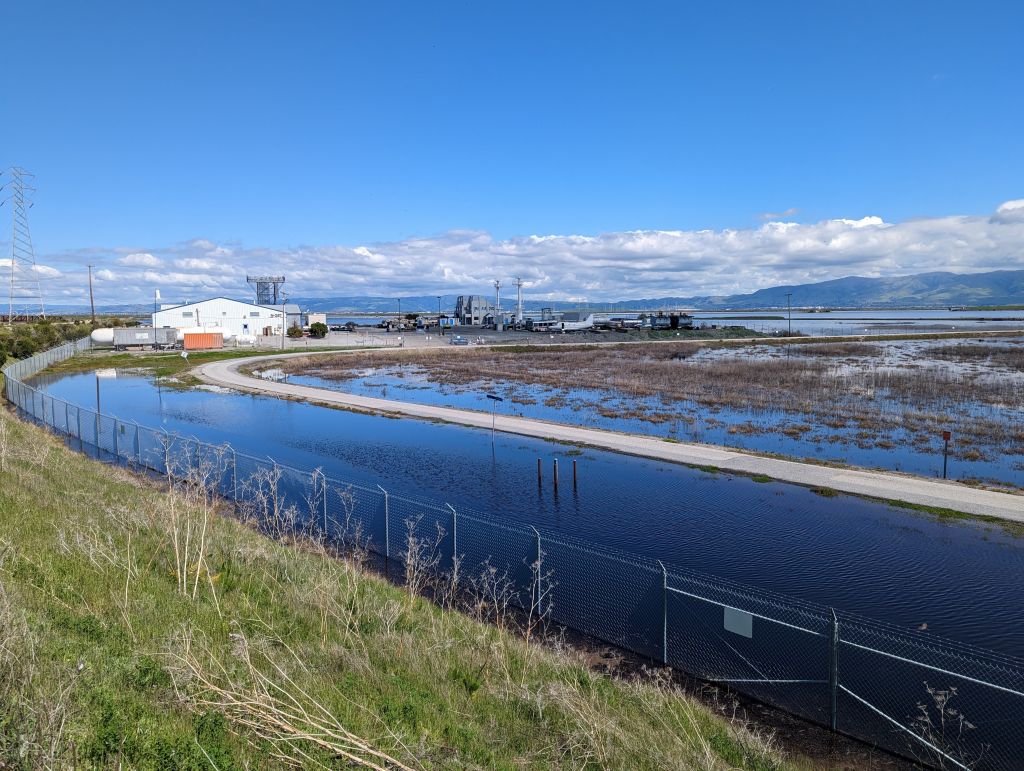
295;270;1024;312
44;269;1024;315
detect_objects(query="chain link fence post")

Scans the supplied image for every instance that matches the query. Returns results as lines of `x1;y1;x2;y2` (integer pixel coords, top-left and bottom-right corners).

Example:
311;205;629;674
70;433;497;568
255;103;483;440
530;525;542;616
658;559;668;665
829;608;839;731
321;471;328;539
377;485;390;564
446;503;457;578
113;417;119;460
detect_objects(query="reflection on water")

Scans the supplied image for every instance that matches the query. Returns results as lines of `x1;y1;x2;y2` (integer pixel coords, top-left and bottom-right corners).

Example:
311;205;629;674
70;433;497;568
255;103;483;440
32;369;1024;655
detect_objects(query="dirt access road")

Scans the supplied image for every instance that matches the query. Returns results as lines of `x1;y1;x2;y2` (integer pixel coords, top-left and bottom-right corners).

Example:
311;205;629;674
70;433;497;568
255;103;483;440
196;349;1024;522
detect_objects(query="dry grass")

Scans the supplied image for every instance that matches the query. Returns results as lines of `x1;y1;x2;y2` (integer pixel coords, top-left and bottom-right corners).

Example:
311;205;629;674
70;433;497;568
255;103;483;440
280;344;1024;418
929;343;1024;370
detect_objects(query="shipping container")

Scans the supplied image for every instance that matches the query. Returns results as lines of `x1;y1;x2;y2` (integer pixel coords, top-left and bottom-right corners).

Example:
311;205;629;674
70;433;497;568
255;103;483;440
183;332;224;350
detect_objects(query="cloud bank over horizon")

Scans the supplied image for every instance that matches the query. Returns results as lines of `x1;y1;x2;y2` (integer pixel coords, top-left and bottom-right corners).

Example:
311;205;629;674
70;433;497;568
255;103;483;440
19;200;1024;305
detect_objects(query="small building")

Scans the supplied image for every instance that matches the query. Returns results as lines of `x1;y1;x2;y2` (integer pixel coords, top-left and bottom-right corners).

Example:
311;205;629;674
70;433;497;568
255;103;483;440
152;297;286;338
307;312;328;328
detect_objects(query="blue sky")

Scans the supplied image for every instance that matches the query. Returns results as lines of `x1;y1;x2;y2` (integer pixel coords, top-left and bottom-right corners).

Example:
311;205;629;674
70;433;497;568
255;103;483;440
1;1;1022;303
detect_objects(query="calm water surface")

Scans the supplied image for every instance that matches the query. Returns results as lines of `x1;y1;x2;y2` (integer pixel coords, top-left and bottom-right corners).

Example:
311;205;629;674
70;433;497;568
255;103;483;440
33;369;1024;655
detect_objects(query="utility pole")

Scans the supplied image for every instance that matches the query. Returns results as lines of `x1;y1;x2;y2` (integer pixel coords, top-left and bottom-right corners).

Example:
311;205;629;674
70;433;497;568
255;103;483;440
493;279;501;330
786;292;792;336
88;265;96;324
397;297;401;331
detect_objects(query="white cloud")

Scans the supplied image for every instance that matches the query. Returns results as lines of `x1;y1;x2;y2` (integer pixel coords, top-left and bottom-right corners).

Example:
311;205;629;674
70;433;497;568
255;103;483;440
117;252;162;267
94;269;117;281
759;207;800;221
29;199;1024;304
991;199;1024;225
32;264;62;278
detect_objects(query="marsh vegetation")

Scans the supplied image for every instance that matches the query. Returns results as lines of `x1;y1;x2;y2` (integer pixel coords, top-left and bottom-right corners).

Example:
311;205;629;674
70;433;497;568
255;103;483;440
278;339;1024;486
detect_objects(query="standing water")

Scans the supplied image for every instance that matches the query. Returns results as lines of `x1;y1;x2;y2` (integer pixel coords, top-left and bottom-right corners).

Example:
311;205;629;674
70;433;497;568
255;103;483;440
32;368;1024;656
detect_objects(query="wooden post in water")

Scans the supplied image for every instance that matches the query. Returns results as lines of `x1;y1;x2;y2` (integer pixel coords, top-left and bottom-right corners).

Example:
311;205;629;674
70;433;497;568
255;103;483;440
553;459;559;493
537;458;542;485
572;459;578;491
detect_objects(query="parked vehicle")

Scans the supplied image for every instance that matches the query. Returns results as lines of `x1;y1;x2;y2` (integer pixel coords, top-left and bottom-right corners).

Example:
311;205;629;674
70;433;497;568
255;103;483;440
449;335;469;346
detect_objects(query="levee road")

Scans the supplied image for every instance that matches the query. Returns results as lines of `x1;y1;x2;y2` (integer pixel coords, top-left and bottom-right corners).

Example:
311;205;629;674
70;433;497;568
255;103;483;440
196;351;1023;522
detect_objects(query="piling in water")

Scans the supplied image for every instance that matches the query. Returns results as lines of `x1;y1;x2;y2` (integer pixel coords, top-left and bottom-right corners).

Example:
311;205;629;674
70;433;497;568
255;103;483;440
573;459;578;490
553;458;559;492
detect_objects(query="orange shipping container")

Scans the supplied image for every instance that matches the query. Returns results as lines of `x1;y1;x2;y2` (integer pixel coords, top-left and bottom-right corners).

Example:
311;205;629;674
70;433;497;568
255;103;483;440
183;332;224;350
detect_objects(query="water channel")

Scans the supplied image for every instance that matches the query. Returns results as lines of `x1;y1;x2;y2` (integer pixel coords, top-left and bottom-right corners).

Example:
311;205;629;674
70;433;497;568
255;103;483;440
32;368;1024;656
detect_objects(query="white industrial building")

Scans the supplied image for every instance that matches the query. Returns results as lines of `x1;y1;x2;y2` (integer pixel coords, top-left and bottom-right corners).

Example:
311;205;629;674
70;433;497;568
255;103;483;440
152;297;299;338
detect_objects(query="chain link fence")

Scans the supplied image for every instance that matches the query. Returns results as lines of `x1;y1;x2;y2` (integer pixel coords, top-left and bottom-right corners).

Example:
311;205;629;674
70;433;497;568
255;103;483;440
4;340;1023;770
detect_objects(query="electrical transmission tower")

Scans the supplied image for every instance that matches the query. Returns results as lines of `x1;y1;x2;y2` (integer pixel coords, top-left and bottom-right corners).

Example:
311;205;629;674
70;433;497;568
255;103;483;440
246;275;285;305
2;167;46;322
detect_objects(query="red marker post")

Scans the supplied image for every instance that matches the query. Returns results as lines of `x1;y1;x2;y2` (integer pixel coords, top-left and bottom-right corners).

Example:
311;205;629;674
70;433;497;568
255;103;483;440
942;430;952;479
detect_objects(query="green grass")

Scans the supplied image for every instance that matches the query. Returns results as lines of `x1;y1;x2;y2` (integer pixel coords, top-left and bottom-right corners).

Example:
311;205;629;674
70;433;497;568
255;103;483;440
0;406;793;770
42;346;365;385
880;498;1024;538
810;487;839;498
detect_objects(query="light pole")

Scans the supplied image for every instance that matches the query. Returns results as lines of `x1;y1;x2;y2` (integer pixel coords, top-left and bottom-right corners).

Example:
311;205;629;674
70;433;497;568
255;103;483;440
280;292;288;350
485;393;503;442
397;298;401;332
87;264;96;324
493;279;501;331
786;292;792;336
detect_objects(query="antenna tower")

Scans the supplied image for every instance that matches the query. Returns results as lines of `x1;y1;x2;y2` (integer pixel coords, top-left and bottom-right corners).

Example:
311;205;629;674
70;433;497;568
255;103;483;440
2;167;45;323
493;279;502;328
247;275;286;305
513;276;524;323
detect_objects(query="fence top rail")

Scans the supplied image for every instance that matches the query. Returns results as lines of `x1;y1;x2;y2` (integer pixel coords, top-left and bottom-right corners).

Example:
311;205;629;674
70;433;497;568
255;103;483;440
836;609;1024;672
666;584;827;637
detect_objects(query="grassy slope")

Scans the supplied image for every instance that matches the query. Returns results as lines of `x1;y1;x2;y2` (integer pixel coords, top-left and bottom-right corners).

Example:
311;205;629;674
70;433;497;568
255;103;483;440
0;404;790;770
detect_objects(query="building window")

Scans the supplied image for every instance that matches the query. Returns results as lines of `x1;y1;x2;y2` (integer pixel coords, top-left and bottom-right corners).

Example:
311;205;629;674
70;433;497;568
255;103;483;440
182;311;193;318
250;312;260;318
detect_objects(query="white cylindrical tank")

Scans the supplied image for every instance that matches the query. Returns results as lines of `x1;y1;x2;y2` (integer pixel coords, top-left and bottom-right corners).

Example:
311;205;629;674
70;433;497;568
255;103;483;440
175;326;204;342
90;328;114;344
175;325;237;342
